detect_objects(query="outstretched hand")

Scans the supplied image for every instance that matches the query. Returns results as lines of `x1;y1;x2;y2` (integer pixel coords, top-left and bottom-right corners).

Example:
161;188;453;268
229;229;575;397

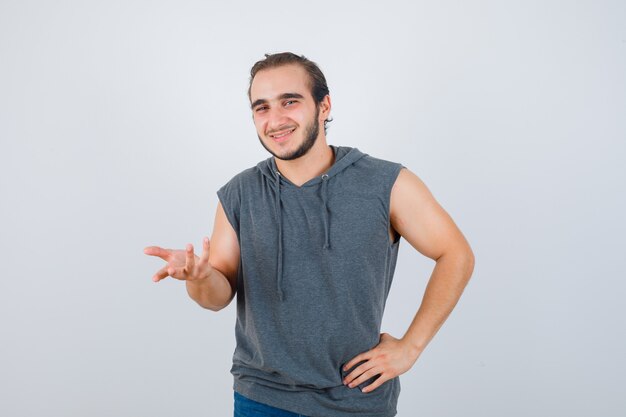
144;237;213;283
342;333;420;393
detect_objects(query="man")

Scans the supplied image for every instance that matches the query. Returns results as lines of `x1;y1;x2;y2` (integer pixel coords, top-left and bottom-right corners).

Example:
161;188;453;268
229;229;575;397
144;52;474;417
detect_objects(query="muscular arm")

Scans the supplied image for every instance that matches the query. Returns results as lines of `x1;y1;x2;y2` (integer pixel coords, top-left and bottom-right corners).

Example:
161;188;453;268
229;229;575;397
390;168;475;353
343;167;475;392
186;202;240;311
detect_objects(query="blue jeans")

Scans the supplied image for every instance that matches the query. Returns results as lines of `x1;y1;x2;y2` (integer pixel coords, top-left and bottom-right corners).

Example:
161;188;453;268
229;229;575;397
234;391;308;417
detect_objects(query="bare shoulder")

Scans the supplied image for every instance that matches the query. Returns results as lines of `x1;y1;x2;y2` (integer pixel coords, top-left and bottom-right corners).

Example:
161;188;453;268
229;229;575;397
391;168;434;208
390;168;471;261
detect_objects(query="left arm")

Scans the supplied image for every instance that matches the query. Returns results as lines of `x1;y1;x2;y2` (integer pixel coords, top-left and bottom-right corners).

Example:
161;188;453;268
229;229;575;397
343;168;475;393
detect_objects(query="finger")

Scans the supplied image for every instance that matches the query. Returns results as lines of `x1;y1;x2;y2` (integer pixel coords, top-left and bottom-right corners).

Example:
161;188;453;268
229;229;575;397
152;265;170;282
362;374;390;393
144;246;171;261
199;237;210;263
343;351;373;373
344;360;376;385
167;264;187;280
348;367;382;389
185;243;195;273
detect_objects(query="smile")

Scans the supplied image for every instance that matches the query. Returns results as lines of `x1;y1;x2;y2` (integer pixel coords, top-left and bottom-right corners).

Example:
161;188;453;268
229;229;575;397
269;128;296;141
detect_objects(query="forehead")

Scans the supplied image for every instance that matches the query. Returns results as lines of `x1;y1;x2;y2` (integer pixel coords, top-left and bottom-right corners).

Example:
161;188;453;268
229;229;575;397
250;64;312;101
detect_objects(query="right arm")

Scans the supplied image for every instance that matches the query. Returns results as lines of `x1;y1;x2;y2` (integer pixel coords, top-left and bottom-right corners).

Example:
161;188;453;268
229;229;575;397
144;201;240;312
186;202;240;311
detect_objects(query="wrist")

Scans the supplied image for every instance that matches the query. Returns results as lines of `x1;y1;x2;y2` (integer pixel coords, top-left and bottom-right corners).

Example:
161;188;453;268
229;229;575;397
400;336;425;360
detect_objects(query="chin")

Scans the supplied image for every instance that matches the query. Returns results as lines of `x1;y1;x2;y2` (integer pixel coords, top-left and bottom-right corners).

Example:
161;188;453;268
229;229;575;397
258;124;317;161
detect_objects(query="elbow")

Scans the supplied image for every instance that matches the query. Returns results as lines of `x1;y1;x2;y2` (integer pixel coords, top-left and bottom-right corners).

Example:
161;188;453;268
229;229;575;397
197;292;236;312
198;301;227;312
463;246;475;281
439;243;475;281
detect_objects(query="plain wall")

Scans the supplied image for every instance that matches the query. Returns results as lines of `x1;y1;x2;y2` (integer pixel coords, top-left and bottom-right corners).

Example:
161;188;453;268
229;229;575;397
1;0;625;416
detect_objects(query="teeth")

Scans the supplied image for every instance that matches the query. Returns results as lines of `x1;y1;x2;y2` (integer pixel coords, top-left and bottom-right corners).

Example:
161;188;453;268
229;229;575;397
271;128;295;138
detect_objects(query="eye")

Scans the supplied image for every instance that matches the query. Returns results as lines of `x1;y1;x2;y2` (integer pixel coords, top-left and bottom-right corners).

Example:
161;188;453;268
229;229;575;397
284;100;296;106
255;105;268;112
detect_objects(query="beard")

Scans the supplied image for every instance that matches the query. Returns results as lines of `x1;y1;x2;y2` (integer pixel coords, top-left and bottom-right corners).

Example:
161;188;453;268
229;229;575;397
257;105;320;161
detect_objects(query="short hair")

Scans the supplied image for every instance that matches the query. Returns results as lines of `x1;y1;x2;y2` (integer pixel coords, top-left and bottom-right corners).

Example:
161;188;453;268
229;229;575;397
248;52;333;133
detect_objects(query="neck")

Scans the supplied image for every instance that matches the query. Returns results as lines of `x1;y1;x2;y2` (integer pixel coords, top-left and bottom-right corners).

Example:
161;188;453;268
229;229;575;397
274;136;335;187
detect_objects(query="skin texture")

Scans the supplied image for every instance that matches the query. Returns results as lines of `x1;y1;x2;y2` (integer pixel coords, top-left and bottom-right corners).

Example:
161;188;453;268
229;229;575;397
250;64;334;186
143;201;239;312
255;98;320;161
144;62;475;393
251;64;323;162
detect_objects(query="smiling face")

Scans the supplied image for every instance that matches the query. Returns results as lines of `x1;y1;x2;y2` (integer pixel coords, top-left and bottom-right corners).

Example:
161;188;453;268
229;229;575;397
250;64;328;161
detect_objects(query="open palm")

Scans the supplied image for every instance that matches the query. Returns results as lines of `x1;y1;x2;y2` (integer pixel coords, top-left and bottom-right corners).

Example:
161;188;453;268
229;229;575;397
144;237;213;283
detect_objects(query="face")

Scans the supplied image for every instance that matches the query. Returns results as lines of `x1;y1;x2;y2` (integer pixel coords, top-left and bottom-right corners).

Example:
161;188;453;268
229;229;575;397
250;64;325;161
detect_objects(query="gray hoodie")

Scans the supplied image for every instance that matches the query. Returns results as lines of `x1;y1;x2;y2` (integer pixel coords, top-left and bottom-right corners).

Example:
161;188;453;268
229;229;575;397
217;145;404;417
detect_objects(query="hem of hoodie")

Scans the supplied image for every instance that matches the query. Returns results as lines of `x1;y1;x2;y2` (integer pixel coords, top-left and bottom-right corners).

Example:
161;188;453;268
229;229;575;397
233;379;398;417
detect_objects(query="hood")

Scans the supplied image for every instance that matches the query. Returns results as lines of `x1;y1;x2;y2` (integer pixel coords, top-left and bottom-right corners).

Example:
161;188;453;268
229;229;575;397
255;145;367;301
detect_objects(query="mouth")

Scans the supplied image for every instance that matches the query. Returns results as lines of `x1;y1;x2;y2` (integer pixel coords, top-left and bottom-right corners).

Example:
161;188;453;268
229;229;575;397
269;128;296;142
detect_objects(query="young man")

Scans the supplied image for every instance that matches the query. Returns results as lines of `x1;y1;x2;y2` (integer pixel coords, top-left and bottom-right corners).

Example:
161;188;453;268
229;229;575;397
144;52;475;417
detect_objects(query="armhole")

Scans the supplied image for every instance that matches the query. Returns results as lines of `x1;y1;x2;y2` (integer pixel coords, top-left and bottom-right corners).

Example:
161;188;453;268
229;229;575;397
387;164;405;246
216;188;240;239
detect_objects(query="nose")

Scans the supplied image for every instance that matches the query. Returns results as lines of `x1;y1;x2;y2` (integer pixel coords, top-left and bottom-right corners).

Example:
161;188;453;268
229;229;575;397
266;106;291;131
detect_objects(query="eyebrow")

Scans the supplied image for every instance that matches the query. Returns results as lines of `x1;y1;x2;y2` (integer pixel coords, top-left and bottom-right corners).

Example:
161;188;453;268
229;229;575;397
251;93;305;110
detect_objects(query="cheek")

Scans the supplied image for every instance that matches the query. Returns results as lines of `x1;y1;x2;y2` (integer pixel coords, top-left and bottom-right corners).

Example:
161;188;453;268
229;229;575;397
285;112;304;127
252;116;266;132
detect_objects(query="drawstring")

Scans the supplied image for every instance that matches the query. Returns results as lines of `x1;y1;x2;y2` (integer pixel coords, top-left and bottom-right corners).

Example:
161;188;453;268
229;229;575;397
321;174;331;249
274;170;284;301
274;169;331;301
265;147;363;302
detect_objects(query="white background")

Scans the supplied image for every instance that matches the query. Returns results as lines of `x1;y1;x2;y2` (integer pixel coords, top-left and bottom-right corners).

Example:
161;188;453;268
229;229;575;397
1;1;625;416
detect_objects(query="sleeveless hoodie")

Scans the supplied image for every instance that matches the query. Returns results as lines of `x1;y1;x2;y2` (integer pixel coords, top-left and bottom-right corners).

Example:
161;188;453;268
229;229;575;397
217;145;404;417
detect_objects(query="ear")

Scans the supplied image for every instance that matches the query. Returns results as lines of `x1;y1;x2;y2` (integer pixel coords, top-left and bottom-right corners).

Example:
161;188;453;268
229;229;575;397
319;95;331;121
